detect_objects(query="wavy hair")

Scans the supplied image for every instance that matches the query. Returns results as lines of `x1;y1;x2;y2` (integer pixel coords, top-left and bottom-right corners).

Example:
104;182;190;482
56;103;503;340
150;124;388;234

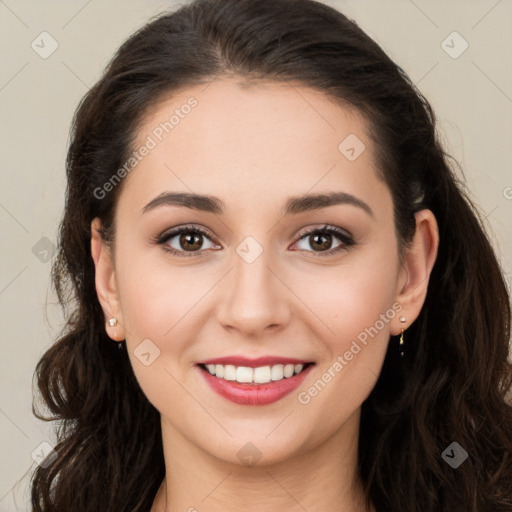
31;0;512;510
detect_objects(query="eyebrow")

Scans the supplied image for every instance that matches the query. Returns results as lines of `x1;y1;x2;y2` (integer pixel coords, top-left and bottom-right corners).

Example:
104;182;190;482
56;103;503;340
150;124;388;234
141;191;374;218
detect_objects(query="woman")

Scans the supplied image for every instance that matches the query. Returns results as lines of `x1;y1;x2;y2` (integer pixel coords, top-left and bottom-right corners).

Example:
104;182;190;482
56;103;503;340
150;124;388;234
31;0;512;510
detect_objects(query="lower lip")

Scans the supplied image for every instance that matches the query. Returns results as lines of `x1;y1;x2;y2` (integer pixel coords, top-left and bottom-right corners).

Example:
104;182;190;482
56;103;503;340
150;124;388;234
198;364;314;405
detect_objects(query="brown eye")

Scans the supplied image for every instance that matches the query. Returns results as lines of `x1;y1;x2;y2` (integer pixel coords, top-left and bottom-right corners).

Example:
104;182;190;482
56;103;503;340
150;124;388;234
179;232;204;251
292;225;355;256
157;225;220;257
309;232;333;251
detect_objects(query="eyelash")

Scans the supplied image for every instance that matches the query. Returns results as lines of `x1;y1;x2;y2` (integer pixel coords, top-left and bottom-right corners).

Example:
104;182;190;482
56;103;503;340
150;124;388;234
155;224;355;258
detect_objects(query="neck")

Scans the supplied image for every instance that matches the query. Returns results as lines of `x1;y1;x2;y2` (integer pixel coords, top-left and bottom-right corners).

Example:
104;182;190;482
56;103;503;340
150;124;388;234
151;409;374;512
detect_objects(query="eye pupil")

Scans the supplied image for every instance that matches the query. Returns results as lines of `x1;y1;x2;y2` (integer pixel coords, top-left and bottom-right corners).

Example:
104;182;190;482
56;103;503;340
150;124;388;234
310;233;332;251
180;232;202;251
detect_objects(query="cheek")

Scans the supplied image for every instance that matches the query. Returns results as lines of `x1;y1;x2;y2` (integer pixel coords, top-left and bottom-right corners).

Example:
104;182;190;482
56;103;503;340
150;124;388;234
115;243;205;339
115;254;199;412
114;245;224;406
290;248;399;424
295;248;399;347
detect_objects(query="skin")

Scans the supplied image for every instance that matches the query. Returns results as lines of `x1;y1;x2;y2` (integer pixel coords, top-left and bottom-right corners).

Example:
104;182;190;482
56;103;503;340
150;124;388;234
91;77;439;511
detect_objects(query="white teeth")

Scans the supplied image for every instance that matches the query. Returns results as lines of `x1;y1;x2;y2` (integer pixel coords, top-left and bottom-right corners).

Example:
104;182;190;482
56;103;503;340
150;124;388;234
271;364;284;381
215;364;224;378
253;366;272;384
224;364;237;381
283;364;295;378
236;366;253;383
203;362;308;384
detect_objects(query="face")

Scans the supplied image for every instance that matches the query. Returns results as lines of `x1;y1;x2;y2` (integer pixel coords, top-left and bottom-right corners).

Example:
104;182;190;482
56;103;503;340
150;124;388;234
92;78;433;467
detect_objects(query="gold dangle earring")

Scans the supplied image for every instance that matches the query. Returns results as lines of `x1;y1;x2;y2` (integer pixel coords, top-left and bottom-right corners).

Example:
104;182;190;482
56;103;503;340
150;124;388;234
399;316;406;358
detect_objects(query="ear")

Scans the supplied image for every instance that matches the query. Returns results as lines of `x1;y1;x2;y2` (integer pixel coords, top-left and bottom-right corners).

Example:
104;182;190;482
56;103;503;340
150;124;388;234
391;209;439;335
91;217;125;341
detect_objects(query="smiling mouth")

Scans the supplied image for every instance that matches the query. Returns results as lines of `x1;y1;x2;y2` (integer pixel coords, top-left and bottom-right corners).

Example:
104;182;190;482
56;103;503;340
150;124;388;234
198;362;314;385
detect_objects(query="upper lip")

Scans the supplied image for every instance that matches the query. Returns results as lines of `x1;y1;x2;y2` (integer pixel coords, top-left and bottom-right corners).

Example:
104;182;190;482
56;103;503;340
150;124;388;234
198;356;313;367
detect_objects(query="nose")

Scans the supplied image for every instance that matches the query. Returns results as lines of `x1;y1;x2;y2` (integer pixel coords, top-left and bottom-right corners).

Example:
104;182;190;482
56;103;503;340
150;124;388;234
215;245;292;337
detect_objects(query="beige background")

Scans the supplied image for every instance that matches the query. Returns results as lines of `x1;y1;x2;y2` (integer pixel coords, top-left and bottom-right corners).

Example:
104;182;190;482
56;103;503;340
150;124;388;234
1;1;511;509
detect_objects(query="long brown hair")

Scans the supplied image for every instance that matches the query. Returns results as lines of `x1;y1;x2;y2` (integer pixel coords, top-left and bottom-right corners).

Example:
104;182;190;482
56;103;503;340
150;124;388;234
31;0;512;510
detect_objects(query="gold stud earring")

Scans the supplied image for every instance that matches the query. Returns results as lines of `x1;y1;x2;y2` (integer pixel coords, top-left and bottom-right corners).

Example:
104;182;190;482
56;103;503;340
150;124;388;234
107;317;124;349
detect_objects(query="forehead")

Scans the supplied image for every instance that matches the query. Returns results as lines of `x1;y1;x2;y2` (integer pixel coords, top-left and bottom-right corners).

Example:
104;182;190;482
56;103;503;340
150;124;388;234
119;78;386;214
